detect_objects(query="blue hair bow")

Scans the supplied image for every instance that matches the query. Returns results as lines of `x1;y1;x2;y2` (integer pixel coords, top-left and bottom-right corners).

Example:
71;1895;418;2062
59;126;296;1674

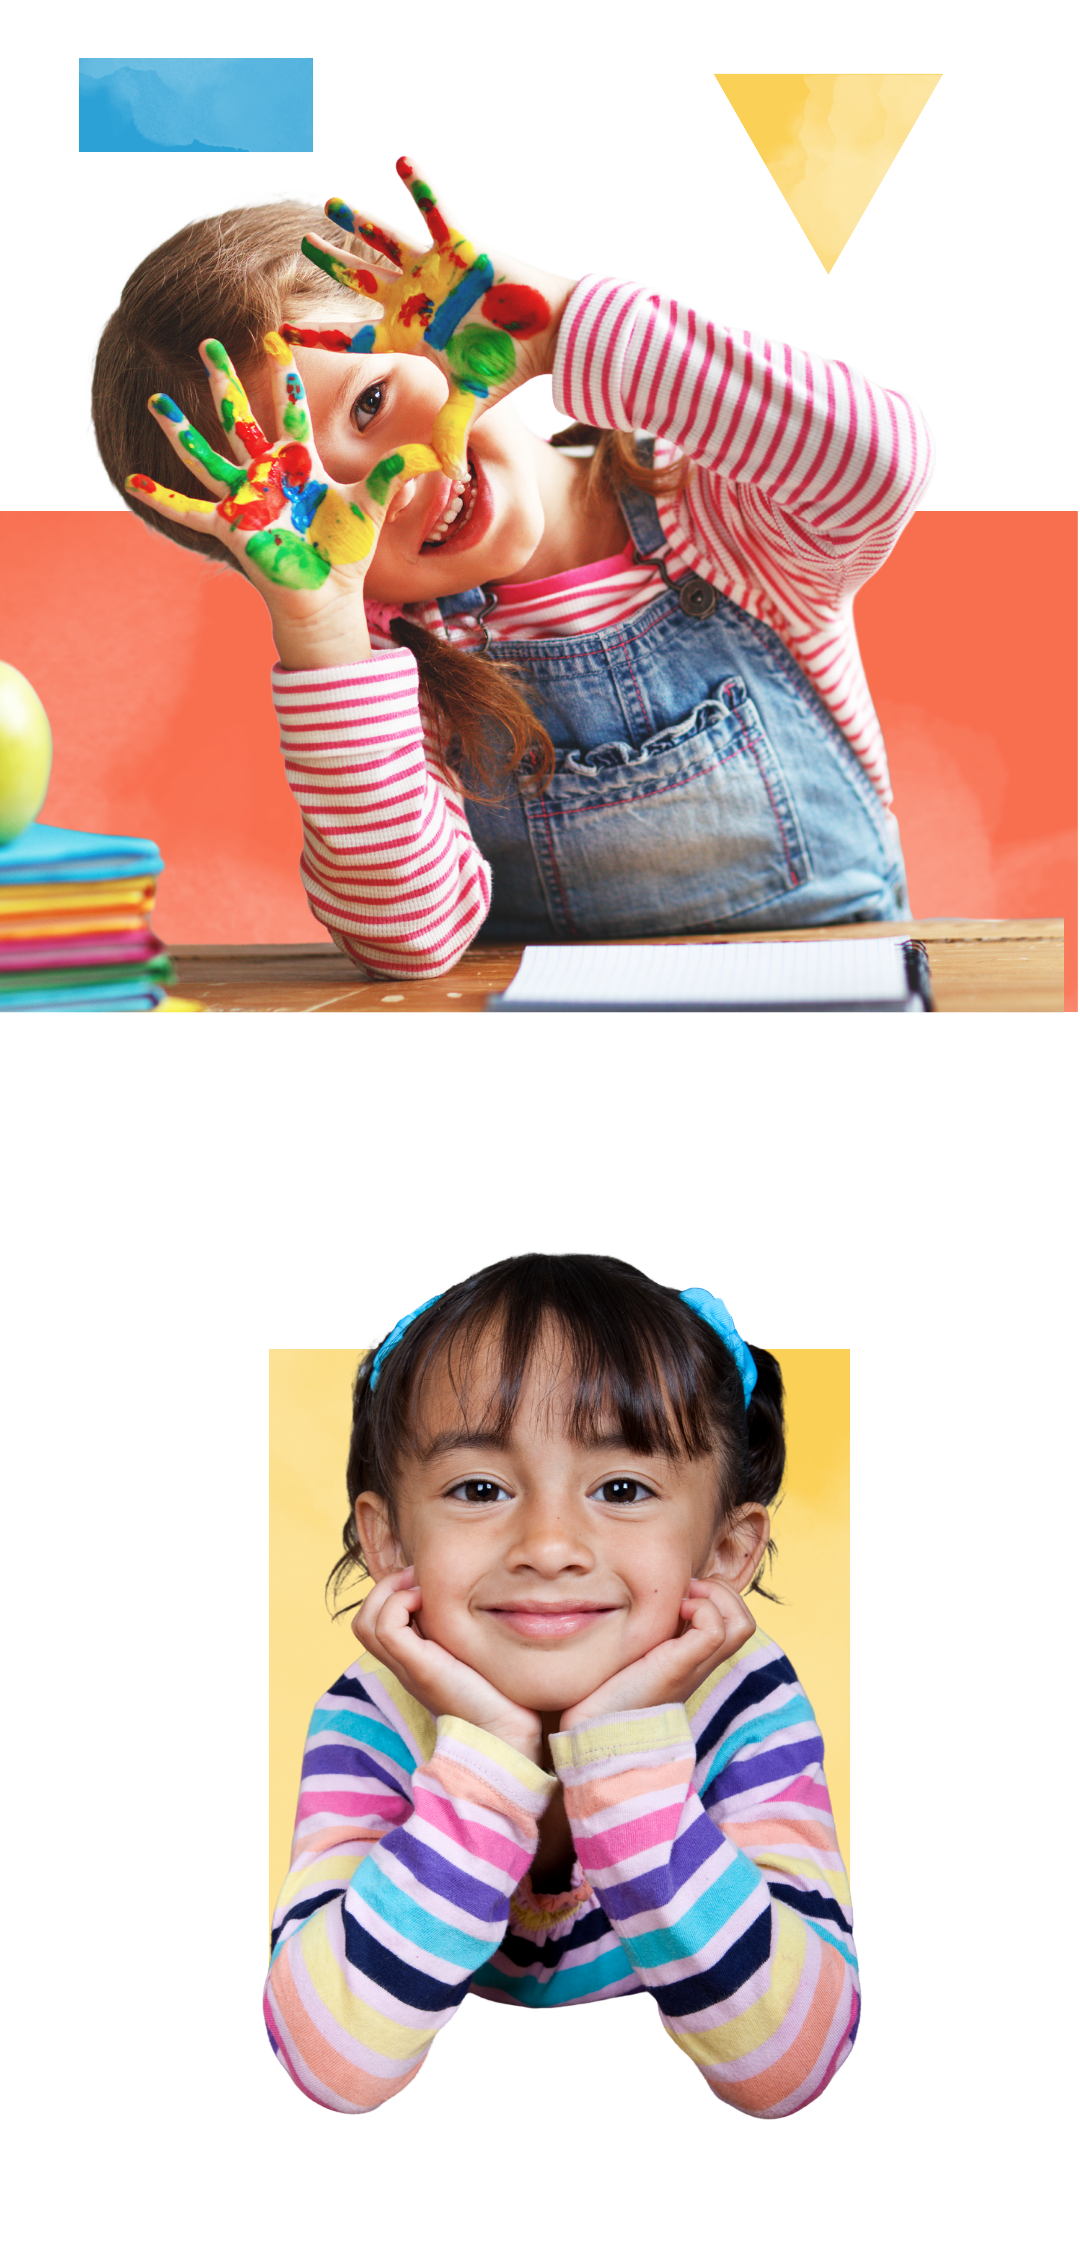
368;1283;757;1405
679;1287;757;1405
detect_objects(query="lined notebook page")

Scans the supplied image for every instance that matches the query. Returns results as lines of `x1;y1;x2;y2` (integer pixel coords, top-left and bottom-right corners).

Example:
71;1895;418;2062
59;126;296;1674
489;940;926;1011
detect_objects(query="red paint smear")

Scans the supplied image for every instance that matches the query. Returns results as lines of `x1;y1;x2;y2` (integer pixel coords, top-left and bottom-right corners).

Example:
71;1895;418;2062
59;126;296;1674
399;292;433;329
280;324;354;355
276;443;312;486
235;417;268;457
218;459;285;531
481;283;550;339
397;154;451;245
357;219;402;267
128;475;155;494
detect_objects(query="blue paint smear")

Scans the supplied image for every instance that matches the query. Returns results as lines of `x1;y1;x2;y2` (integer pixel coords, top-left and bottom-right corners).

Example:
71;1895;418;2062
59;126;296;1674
79;59;313;153
425;256;495;350
348;326;377;355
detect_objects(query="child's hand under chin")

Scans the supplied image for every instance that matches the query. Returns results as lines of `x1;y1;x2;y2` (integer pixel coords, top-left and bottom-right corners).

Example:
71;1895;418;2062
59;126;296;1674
352;1567;546;1767
558;1577;757;1734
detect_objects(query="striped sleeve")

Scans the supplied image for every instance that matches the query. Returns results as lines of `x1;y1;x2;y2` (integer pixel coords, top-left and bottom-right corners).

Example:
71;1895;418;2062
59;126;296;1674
265;1692;556;2113
549;1639;858;2118
271;648;491;979
552;274;935;799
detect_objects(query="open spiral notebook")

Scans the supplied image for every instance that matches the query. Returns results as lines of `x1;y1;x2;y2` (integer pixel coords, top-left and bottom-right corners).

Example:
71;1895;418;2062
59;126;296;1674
486;938;933;1012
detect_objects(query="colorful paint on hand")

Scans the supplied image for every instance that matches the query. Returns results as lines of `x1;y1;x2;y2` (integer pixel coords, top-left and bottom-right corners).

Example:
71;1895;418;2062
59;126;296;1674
481;282;551;339
202;338;268;458
263;330;312;441
445;324;516;395
280;321;377;357
325;199;403;269
294;158;544;472
129;334;441;594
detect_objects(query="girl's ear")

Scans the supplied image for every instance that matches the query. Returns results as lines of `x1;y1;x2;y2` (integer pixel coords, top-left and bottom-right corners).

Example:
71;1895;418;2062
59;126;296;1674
353;1491;405;1580
703;1503;772;1593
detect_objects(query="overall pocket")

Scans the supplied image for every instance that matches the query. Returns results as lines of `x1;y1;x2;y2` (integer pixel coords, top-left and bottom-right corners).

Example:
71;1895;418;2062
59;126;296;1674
520;677;811;938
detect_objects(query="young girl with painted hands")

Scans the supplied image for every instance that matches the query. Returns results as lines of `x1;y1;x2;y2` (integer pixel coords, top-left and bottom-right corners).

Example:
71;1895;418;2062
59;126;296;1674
266;1255;858;2118
97;157;933;974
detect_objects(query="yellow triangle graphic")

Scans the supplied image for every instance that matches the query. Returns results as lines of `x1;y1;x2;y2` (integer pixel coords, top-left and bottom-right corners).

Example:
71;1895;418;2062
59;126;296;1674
716;74;941;271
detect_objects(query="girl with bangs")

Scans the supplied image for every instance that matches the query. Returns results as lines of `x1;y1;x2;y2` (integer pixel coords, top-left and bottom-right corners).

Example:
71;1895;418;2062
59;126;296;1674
265;1254;857;2118
93;156;932;977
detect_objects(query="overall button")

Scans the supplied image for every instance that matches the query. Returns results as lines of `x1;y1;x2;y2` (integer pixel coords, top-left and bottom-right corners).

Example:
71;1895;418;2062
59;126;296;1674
678;575;718;618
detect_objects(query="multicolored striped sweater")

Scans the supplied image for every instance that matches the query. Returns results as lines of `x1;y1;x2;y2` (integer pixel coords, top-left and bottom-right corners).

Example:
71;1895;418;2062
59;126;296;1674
272;271;933;978
265;1625;858;2117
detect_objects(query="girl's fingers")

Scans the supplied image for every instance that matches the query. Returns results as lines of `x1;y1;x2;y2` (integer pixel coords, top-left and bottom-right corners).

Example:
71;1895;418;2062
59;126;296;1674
301;232;383;300
363;441;442;514
146;391;250;499
199;339;270;467
279;318;385;359
261;332;316;455
125;471;222;530
324;198;407;272
396;155;456;250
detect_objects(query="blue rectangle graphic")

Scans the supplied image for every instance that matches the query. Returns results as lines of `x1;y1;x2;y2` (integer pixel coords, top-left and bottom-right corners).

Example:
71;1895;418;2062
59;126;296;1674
79;59;313;152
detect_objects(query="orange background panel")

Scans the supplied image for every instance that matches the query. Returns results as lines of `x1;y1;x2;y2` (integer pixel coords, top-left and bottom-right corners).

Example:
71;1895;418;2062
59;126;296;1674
1;510;1074;984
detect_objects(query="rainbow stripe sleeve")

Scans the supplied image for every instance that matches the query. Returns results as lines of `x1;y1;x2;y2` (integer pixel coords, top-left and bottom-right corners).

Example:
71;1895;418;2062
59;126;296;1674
549;1628;858;2116
266;1633;857;2118
264;1676;555;2112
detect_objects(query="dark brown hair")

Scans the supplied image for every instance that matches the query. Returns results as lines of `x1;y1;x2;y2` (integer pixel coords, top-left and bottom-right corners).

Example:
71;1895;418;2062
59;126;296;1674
330;1253;784;1610
91;203;688;798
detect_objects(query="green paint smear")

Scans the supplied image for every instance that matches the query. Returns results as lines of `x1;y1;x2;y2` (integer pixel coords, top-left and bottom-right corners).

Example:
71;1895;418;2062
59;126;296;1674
204;341;231;372
245;528;330;589
366;452;405;507
302;235;346;286
445;326;516;393
219;395;235;433
179;423;246;494
283;403;310;441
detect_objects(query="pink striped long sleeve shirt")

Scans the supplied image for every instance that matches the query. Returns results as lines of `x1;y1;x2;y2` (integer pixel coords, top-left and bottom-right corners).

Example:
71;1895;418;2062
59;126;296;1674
274;275;933;978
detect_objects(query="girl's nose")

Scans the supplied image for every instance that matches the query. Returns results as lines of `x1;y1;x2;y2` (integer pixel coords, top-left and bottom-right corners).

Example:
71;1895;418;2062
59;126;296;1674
507;1495;595;1572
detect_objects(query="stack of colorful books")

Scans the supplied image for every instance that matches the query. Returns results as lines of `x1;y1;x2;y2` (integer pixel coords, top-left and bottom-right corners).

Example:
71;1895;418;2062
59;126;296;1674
0;822;175;1011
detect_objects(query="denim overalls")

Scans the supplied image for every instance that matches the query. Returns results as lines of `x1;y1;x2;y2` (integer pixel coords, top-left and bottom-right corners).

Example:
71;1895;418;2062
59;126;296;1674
440;464;909;942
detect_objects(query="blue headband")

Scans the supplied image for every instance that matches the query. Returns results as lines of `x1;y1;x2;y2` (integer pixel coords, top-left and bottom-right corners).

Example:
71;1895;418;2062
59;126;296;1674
369;1284;756;1405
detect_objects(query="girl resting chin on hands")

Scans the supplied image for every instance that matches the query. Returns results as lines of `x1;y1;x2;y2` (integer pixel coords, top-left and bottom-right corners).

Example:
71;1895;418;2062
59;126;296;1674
265;1253;857;2118
94;157;933;978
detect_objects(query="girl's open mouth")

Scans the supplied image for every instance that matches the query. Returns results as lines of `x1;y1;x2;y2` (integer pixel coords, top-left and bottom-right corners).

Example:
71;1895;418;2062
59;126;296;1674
419;453;493;557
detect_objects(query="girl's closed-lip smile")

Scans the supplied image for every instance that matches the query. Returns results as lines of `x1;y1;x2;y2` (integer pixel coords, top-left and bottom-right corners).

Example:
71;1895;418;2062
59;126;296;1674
483;1600;619;1639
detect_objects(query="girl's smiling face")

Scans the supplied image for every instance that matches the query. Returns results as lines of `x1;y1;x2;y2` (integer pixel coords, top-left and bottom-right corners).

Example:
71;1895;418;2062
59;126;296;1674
243;296;556;604
354;1330;769;1716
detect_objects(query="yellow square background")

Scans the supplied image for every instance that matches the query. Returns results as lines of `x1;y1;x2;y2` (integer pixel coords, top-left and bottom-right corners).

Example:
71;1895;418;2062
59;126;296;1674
269;1348;849;1922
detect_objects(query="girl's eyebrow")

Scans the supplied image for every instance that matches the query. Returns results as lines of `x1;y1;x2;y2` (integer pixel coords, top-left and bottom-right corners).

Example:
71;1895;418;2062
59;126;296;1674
420;1429;508;1461
420;1426;638;1462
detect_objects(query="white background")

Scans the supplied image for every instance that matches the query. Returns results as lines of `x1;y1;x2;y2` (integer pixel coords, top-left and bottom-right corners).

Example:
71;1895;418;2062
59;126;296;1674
1;0;1076;2255
1;0;1076;509
3;1013;1075;2258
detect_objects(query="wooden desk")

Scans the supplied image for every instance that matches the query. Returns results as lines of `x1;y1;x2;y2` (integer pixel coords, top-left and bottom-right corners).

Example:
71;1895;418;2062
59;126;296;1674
168;919;1064;1013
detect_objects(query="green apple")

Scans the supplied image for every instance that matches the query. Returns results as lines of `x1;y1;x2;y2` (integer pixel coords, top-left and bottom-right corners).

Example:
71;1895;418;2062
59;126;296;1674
0;661;53;844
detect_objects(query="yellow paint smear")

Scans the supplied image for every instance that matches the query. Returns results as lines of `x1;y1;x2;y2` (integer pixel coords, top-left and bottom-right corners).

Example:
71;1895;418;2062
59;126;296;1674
716;74;941;270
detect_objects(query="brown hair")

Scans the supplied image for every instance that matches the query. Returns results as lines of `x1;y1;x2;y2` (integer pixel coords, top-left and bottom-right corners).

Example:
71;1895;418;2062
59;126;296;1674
330;1253;783;1611
91;202;688;798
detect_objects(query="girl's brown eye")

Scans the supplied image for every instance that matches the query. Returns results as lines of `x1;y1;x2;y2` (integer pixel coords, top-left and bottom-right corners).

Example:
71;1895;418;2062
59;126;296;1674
352;382;384;432
597;1479;650;1504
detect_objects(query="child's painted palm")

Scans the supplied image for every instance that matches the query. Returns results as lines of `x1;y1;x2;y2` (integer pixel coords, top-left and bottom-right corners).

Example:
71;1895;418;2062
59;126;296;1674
127;331;440;594
289;156;557;473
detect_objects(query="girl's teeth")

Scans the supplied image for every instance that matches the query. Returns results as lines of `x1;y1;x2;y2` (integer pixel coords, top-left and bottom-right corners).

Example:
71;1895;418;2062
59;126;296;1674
426;469;476;546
